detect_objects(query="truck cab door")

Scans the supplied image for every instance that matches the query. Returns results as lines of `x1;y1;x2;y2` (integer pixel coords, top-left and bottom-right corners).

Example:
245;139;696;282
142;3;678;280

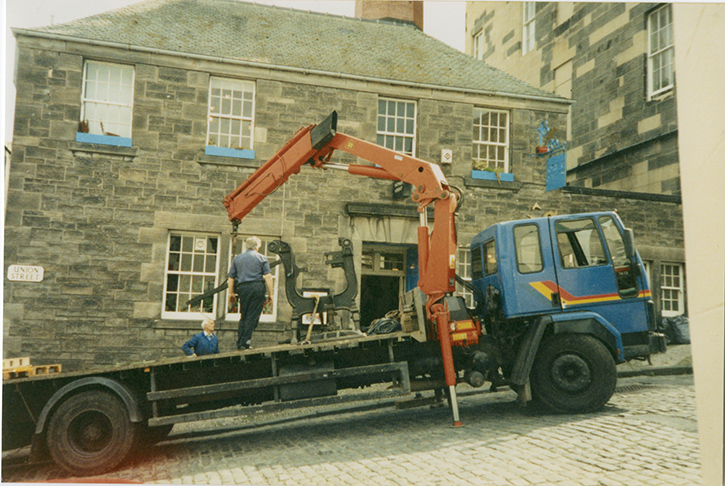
549;215;650;335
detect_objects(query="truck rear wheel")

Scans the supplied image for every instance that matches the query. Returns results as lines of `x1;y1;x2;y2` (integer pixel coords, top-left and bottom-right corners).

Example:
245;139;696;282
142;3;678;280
47;390;140;476
531;334;616;413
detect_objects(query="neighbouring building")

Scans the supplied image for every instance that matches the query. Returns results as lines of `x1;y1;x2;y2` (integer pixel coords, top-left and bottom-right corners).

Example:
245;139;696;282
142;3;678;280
466;2;686;322
4;0;683;370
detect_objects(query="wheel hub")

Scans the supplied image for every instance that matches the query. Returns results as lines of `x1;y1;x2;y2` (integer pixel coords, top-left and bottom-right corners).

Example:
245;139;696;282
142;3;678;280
69;411;113;453
550;354;591;393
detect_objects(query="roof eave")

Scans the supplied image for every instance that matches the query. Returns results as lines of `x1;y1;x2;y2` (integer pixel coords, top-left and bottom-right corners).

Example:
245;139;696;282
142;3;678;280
14;29;571;105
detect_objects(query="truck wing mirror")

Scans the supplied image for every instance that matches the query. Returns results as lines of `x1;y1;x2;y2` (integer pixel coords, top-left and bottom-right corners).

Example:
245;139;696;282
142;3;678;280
622;228;636;260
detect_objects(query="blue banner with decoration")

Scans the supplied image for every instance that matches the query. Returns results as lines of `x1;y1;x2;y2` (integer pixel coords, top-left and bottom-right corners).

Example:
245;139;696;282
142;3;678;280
546;152;566;191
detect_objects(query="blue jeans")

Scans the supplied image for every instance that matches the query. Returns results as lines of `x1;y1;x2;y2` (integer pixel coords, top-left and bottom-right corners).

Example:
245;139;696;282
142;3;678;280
236;281;265;349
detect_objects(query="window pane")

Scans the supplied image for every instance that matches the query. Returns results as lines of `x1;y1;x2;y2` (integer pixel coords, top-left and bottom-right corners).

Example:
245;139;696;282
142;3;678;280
378;98;416;155
483;240;497;276
473;107;509;172
168;253;180;271
193;254;204;273
164;232;221;318
555;219;607;268
242;100;252;118
207;78;255;148
167;274;178;292
514;224;543;273
380;252;404;272
599;216;627;267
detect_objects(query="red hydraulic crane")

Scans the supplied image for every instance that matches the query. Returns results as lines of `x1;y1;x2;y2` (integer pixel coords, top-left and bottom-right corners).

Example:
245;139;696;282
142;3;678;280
223;111;464;425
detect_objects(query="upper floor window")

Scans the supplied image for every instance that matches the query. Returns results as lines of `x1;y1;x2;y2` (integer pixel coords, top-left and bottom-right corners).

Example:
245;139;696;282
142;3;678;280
473;108;510;173
522;2;536;55
647;4;674;99
207;78;255;150
163;232;220;320
473;30;484;60
81;61;134;138
377;98;416;156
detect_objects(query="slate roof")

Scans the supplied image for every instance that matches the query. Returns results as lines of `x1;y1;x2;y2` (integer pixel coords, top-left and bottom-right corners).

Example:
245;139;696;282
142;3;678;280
17;0;561;100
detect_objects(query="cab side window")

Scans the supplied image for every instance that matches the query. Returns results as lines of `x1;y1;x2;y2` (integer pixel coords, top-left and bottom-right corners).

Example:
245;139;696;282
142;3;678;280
555;218;607;268
514;224;543;274
483;239;497;276
600;215;639;298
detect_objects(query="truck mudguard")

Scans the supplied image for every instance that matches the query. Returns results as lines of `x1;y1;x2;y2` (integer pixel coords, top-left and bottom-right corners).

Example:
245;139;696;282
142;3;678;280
548;311;624;362
510;311;625;386
34;377;144;436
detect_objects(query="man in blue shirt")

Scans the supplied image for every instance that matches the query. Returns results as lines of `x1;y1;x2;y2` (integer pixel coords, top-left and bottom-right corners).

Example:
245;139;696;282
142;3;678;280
182;318;220;356
228;236;274;350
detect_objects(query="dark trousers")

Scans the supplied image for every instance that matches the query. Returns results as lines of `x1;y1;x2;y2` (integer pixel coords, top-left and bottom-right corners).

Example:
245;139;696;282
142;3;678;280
236;281;266;349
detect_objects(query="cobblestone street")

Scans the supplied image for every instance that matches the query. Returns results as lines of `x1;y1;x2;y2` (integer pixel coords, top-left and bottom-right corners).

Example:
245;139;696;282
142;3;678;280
2;373;700;486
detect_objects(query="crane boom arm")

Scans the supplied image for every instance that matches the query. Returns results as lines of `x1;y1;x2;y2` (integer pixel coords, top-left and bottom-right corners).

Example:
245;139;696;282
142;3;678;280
223;111;463;425
223;111;457;297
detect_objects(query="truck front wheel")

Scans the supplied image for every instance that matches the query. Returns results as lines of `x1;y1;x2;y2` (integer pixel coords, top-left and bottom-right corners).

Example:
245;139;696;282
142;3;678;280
47;390;141;476
530;334;616;414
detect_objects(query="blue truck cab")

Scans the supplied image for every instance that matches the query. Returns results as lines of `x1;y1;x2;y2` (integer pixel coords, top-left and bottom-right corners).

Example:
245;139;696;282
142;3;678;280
469;211;666;413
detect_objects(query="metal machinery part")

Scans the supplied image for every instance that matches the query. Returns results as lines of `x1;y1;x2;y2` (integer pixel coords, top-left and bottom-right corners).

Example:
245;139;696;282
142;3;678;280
267;238;360;337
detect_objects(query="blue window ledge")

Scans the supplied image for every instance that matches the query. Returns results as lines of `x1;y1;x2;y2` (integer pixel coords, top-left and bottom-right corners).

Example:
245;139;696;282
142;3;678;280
471;170;514;182
76;132;132;147
205;146;255;159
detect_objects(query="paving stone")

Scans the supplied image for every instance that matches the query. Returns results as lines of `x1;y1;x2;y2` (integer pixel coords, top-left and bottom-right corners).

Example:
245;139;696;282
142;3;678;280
1;375;702;485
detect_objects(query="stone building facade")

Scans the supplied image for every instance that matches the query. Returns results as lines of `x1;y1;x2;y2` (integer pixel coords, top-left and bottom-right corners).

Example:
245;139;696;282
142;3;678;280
4;0;683;370
466;2;686;323
467;2;680;196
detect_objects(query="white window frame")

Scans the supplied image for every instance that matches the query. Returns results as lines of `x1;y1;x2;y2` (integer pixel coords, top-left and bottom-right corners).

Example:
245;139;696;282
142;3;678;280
361;247;407;277
473;30;484;60
647;4;674;100
207;77;256;150
660;262;685;317
162;232;221;320
377;98;416;156
80;61;135;138
473;107;510;173
226;236;280;323
522;2;536;55
456;246;474;308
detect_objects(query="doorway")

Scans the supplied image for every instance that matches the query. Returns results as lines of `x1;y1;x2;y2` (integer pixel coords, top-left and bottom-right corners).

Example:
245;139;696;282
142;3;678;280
359;245;410;331
360;275;400;331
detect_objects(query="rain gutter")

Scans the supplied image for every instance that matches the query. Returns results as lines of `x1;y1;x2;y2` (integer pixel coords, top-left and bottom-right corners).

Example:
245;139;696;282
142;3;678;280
14;29;572;105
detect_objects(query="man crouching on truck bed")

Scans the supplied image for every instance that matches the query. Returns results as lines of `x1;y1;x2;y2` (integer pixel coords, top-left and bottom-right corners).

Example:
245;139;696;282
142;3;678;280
228;236;275;350
182;318;220;357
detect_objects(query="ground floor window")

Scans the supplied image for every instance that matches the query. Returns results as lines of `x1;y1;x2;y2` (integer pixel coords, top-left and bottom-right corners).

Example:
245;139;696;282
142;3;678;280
225;236;280;323
660;262;685;316
162;232;220;320
456;246;474;308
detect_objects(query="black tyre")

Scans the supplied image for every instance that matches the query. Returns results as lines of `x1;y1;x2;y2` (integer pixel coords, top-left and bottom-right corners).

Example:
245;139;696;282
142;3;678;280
530;334;616;414
47;390;141;476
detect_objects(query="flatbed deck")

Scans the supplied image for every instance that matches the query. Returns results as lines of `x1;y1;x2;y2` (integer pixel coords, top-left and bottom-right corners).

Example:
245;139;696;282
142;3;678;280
2;331;414;385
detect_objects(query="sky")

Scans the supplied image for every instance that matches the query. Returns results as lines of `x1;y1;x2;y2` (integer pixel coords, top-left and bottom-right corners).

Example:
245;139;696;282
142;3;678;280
1;0;467;144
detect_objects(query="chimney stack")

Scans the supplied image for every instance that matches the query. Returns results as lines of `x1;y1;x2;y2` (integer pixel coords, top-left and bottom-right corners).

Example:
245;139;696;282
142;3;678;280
354;1;424;30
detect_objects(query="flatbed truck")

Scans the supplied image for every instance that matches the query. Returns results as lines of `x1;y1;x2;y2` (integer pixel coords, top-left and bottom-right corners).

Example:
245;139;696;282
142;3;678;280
2;112;665;476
